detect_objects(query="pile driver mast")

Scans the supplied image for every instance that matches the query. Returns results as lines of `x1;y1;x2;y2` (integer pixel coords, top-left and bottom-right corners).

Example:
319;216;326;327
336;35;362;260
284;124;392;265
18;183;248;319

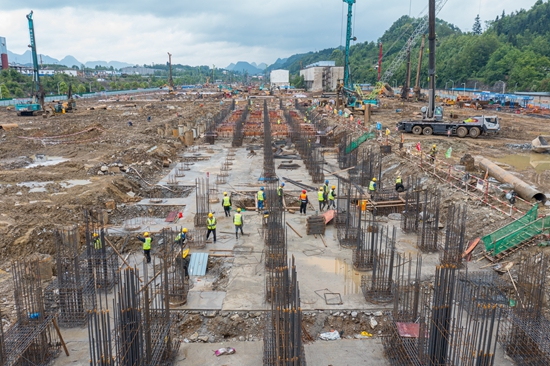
16;10;44;116
342;0;356;90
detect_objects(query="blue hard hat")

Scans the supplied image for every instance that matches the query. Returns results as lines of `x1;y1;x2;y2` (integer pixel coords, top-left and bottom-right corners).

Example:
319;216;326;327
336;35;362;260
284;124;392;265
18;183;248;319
325;180;329;184
281;182;285;186
261;186;264;190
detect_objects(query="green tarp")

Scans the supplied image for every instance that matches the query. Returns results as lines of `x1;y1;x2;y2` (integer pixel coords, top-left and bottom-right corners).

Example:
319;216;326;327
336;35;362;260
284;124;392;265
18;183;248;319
482;204;548;256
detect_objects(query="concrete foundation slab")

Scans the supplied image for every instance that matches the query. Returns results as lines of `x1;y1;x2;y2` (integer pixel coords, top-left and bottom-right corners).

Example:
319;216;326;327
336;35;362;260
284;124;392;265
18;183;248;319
182;291;226;310
304;339;388;366
177;341;263;365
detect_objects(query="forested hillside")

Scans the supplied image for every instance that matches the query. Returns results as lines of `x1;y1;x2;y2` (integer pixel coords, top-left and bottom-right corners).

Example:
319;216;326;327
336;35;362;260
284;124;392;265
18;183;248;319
276;0;550;92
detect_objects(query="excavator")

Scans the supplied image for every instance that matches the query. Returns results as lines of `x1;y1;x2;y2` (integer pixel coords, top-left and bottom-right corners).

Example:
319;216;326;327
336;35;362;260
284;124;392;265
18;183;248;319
15;11;45;116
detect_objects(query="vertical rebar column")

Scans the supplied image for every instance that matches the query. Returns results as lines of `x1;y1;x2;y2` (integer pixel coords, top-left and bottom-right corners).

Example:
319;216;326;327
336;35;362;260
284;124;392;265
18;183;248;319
440;205;467;266
194;177;210;227
417;189;441;253
263;100;277;181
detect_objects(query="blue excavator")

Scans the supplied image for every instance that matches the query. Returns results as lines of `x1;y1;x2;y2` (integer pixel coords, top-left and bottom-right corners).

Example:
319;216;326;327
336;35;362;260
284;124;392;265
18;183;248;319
16;11;45;116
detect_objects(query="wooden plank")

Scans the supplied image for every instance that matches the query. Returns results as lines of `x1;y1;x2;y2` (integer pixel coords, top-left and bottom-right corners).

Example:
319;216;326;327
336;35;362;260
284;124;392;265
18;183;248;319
165;210;178;222
52;318;70;356
286;221;303;238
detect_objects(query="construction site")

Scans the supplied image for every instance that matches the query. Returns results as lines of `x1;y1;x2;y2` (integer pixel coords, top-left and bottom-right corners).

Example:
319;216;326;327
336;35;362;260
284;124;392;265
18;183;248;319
2;1;550;366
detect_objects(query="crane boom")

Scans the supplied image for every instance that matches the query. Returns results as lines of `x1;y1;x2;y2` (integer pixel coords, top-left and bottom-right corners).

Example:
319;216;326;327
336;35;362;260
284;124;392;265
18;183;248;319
380;0;448;84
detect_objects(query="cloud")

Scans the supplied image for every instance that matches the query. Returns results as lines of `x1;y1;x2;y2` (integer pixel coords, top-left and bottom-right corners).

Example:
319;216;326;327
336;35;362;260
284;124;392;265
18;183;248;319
0;0;539;67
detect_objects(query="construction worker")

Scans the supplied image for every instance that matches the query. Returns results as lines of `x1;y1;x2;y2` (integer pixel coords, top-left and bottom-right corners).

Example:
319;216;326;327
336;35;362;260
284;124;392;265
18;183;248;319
181;248;190;278
137;232;153;263
257;186;265;211
175;228;188;247
323;180;330;202
300;190;308;215
234;208;245;239
277;182;285;207
429;144;437;163
318;186;326;212
206;213;217;243
262;210;270;227
92;232;102;250
395;176;405;192
327;185;337;210
369;177;377;193
222;192;232;217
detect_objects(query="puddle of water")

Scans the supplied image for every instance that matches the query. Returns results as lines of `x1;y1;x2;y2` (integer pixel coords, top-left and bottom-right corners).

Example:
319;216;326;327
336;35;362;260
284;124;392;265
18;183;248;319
302;256;362;295
60;179;91;188
17;181;54;188
26;155;69;169
494;153;550;173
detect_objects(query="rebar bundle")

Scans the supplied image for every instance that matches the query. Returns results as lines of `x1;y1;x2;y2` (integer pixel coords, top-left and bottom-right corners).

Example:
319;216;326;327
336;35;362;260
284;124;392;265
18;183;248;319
361;227;398;303
439;205;468;266
45;227;95;327
232;107;248;147
500;253;550;365
352;214;374;271
336;183;363;249
89;257;180;366
350;148;380;187
5;260;61;366
401;178;423;233
0;309;5;366
83;210;119;291
417;189;442;253
159;229;189;305
456;271;508;316
263;100;277;181
194;177;210;227
263;256;305;366
337;132;359;170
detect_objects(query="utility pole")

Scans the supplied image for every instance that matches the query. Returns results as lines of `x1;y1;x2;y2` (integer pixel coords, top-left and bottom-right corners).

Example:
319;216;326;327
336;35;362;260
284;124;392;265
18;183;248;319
413;34;426;100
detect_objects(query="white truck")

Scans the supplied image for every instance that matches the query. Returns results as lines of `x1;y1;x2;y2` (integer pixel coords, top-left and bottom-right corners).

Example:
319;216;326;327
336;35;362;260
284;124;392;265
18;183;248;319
397;114;500;138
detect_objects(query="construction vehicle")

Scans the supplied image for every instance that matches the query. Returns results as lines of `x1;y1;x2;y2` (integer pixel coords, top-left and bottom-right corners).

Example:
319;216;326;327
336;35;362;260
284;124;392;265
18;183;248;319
396;0;500;138
16;11;45;116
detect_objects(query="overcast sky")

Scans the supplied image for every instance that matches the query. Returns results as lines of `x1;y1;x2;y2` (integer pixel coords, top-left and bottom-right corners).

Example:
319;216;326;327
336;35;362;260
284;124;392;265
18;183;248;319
0;0;539;67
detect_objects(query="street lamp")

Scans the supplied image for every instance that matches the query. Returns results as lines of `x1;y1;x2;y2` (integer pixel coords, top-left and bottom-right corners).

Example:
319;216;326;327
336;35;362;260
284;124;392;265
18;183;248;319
89;82;92;93
514;83;518;93
57;82;61;95
462;83;466;93
474;82;477;92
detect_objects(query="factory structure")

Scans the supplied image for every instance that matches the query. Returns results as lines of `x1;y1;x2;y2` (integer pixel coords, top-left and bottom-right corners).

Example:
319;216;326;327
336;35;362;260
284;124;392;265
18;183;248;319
0;37;8;70
269;69;290;89
299;61;343;92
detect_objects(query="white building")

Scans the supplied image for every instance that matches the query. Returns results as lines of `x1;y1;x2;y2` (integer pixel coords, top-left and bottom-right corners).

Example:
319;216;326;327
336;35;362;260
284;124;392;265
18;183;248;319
270;69;289;88
60;69;77;77
299;61;343;92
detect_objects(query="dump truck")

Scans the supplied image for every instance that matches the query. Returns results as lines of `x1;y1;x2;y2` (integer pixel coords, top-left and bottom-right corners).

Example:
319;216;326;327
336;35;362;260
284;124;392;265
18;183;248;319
397;114;500;138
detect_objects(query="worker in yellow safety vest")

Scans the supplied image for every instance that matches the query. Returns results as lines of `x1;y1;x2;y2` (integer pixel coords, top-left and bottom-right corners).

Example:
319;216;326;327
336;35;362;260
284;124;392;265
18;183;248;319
206;212;217;243
234;208;245;239
318;186;326;212
395;176;405;192
222;192;232;217
92;232;102;250
277;182;285;207
175;228;187;248
369;177;377;193
257;186;265;210
327;185;337;210
137;232;153;263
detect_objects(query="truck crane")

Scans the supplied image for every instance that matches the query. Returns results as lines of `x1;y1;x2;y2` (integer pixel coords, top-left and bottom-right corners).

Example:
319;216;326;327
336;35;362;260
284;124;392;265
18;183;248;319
16;11;45;116
396;0;500;138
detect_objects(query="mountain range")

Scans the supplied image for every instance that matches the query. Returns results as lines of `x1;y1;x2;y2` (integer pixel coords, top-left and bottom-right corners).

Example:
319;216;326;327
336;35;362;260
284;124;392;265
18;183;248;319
6;49;134;69
224;61;268;75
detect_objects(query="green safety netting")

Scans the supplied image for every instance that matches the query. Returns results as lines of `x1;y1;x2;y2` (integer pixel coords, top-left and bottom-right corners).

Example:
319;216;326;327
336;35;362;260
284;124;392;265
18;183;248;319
482;204;548;256
345;132;376;154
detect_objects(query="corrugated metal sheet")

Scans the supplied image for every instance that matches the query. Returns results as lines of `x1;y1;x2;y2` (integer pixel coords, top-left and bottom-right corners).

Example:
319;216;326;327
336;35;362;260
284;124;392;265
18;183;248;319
188;252;209;276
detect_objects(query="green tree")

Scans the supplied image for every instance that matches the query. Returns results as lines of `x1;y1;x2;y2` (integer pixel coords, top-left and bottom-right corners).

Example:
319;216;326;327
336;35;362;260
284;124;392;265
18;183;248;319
0;84;10;99
59;82;68;94
473;14;482;35
77;84;87;94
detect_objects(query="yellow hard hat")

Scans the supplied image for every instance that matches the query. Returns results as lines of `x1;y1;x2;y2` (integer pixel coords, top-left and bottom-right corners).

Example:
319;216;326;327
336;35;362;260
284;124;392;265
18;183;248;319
182;228;188;233
144;232;150;237
182;248;190;259
224;192;227;196
319;186;324;191
372;177;377;182
433;144;436;148
208;212;213;218
397;176;401;179
92;233;99;238
332;185;336;189
237;208;241;212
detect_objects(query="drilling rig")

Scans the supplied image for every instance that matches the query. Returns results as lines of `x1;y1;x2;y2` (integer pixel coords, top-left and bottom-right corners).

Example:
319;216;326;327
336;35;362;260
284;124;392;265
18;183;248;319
16;11;45;116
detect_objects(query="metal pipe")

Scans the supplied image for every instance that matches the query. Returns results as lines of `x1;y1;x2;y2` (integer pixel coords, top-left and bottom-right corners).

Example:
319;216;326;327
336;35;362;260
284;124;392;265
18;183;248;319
478;157;546;202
